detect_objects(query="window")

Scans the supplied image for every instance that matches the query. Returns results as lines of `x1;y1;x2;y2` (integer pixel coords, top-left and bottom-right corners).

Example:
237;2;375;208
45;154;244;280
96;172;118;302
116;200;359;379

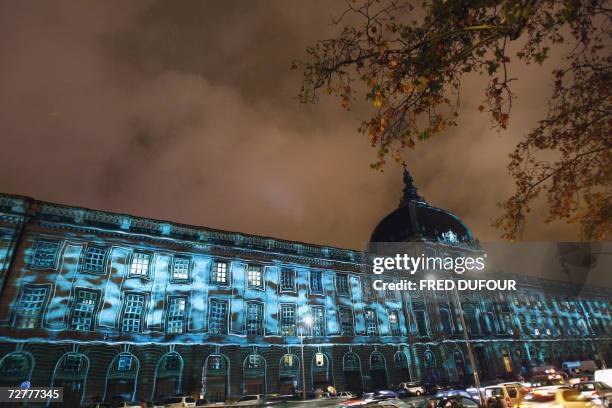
361;277;373;299
171;256;191;281
385;281;397;300
208;299;228;334
371;352;385;370
246;302;264;335
364;308;378;336
280;304;296;336
129;252;151;277
388;310;401;336
14;286;47;329
62;354;83;373
310;271;323;294
247;264;264;289
415;310;428;336
280;269;295;292
71;289;98;331
166;297;187;334
336;273;350;296
162;353;181;371
117;354;133;371
211;260;228;285
338;307;354;335
121;293;145;333
246;354;263;369
0;353;29;376
30;240;60;269
312;306;325;336
82;245;106;273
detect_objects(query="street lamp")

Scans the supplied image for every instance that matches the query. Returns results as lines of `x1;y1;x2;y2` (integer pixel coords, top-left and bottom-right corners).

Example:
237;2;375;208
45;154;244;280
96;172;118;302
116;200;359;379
300;314;313;400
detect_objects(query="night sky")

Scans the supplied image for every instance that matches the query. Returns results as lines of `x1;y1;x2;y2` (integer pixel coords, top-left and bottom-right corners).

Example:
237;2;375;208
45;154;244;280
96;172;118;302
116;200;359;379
0;1;582;250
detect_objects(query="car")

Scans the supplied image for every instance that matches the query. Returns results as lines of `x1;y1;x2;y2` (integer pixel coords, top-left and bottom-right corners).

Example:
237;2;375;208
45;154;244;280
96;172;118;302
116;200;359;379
338;392;357;399
341;391;398;407
163;396;197;407
483;384;523;408
549;388;600;408
421;395;482;408
234;395;267;406
529;374;567;388
572;381;612;407
397;382;426;396
115;402;142;408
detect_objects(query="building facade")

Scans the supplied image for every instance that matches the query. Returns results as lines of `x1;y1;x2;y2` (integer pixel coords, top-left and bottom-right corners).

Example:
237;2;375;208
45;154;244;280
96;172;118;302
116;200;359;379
0;182;610;405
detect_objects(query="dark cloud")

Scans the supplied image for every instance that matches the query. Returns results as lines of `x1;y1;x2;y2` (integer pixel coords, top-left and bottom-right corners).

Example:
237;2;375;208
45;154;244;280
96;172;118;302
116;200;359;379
0;0;581;250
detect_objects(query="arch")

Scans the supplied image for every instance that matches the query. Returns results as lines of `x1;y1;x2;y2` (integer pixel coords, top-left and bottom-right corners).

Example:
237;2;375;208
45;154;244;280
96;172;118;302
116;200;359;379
369;351;387;390
243;354;266;395
0;351;34;387
151;351;183;400
342;352;363;392
311;352;332;391
394;350;411;384
104;352;140;402
279;353;300;395
204;354;230;402
51;352;89;406
439;307;453;334
453;349;468;380
423;349;438;382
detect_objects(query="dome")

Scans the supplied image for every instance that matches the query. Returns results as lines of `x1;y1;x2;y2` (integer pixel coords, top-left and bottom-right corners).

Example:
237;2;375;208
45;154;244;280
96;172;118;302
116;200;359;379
370;166;474;244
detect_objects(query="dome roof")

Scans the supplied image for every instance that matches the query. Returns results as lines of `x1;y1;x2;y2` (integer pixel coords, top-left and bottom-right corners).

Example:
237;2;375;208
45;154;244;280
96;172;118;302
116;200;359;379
370;166;474;244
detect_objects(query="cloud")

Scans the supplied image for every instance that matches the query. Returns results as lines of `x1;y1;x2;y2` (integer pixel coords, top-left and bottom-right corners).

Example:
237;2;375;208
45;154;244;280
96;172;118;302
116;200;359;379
0;0;582;250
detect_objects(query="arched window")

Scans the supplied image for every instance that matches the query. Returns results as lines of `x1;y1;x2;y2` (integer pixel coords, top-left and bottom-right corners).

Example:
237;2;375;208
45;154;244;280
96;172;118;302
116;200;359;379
461;303;480;335
104;352;140;402
244;354;266;394
204;354;230;402
152;352;183;400
279;354;299;376
439;307;452;334
52;352;89;406
370;352;385;370
393;351;408;369
0;352;34;386
343;353;360;372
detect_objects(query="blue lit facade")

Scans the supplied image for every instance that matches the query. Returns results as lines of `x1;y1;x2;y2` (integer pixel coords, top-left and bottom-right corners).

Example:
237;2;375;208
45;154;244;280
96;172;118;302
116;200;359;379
0;193;610;405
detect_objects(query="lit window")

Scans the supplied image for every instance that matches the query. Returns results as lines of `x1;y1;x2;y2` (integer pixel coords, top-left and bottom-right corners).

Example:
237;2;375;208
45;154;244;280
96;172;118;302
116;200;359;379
247;265;264;289
62;354;83;373
82;246;106;273
246;302;264;335
246;354;263;369
338;307;354;335
364;308;378;336
71;289;98;331
30;241;60;269
388;310;401;336
14;286;47;329
166;297;186;334
129;252;151;277
280;304;296;336
171;256;191;281
211;260;228;285
280;269;295;292
208;299;228;334
310;271;323;294
311;306;325;336
121;293;145;333
336;273;350;296
361;277;373;299
117;354;133;371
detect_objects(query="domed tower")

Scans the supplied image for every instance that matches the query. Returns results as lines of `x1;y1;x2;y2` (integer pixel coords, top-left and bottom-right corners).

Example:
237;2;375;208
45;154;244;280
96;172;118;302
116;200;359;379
370;165;476;245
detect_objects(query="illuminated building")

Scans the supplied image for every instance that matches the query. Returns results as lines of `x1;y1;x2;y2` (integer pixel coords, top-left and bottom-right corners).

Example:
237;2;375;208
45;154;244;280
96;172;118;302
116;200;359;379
0;172;610;404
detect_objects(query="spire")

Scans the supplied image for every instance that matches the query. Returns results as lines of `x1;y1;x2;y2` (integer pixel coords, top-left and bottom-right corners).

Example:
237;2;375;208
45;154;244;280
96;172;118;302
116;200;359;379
400;162;425;206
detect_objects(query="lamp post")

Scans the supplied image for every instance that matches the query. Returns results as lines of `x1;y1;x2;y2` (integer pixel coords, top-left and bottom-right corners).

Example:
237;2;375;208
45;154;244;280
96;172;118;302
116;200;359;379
300;315;313;400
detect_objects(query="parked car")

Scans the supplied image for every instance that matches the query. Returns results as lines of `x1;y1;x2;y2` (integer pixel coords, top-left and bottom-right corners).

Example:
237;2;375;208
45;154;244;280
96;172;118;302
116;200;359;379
233;395;275;406
572;381;612;407
421;395;481;408
397;382;426;396
341;390;398;407
163;396;197;407
338;391;357;399
115;402;142;408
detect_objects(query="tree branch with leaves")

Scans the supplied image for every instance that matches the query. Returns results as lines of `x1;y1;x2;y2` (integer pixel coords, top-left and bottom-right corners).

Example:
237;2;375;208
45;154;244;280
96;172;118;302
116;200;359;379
294;0;611;240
